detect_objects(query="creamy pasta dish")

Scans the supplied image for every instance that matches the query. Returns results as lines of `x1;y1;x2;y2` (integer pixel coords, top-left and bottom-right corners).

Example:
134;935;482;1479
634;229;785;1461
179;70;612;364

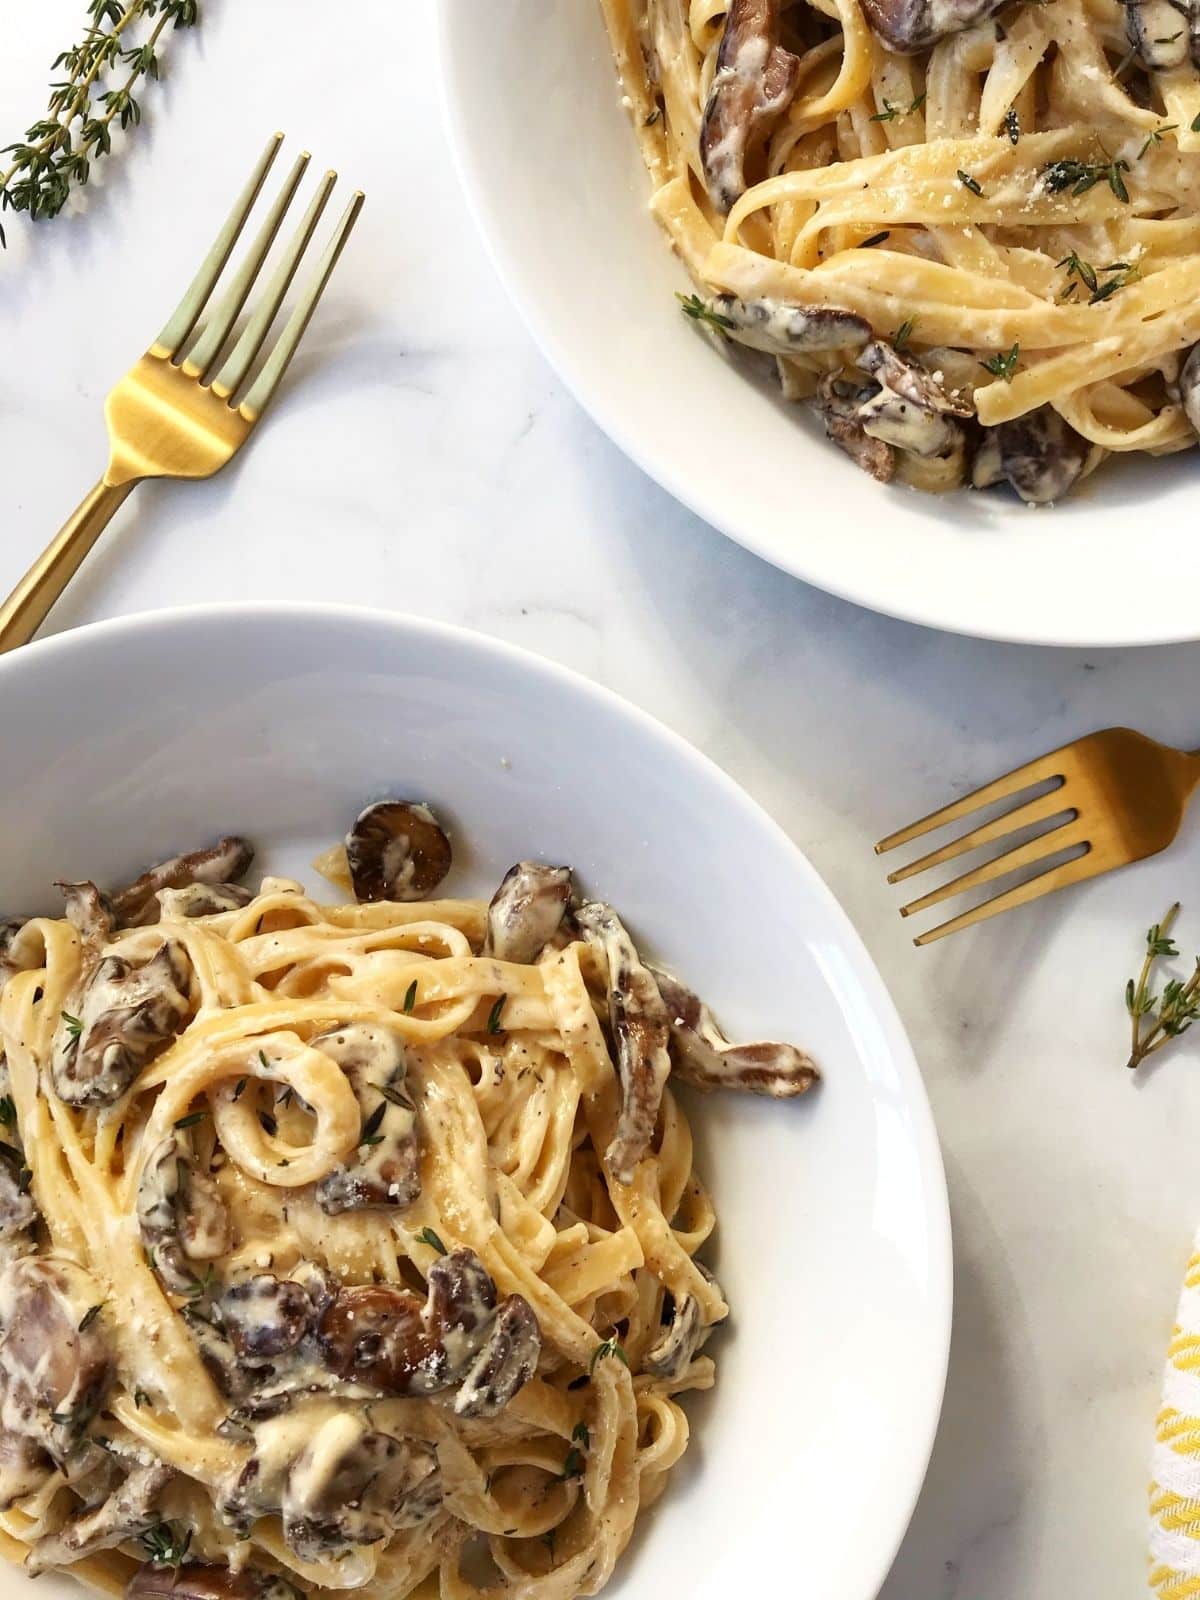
602;0;1200;501
0;802;816;1600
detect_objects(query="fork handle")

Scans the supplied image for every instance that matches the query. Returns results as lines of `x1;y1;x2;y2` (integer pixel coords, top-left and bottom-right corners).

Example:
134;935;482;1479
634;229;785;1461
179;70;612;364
0;478;137;655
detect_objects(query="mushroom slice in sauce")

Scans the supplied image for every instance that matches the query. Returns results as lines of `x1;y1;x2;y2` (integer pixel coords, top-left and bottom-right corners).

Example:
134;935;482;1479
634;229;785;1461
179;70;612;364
112;837;254;927
814;377;897;482
281;1415;442;1561
316;1248;541;1411
313;1024;421;1214
0;919;40;989
860;0;1004;52
573;903;673;1186
484;863;573;964
158;883;255;920
345;801;452;903
0;1256;114;1456
652;970;819;1097
855;341;971;459
52;941;193;1108
1122;0;1191;68
0;1156;37;1265
127;1564;306;1600
217;1275;315;1361
643;1267;728;1381
699;0;802;213
0;1431;52;1510
454;1293;542;1418
137;1131;231;1297
56;881;118;948
971;407;1091;504
26;1459;171;1573
1179;343;1200;438
706;294;873;357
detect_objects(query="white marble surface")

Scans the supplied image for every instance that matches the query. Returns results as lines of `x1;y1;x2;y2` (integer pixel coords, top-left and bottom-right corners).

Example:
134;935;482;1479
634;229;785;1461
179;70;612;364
4;3;1200;1596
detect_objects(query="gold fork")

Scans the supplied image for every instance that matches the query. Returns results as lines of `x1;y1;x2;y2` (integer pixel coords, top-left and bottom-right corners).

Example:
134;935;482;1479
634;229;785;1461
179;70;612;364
0;133;363;654
876;727;1200;945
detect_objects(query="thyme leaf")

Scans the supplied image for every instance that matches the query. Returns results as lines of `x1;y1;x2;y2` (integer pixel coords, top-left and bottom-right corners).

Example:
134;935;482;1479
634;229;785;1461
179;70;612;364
1125;903;1200;1069
979;342;1020;381
415;1226;447;1255
675;291;735;334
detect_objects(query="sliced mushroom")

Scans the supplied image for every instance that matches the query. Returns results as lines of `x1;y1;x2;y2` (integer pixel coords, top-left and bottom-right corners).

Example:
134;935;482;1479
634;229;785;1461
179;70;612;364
313;1024;421;1214
643;1266;727;1381
573;904;672;1185
0;1153;37;1262
0;919;40;989
860;0;1005;52
1123;0;1190;68
52;941;193;1107
345;801;452;903
316;1248;540;1412
651;970;819;1096
705;294;873;357
112;838;255;927
971;407;1091;504
484;863;573;964
26;1460;171;1574
217;1275;314;1361
815;376;897;483
856;340;971;459
0;1256;114;1457
158;883;255;920
454;1293;542;1418
700;0;802;213
0;1431;52;1510
1180;343;1200;438
128;1564;306;1600
56;881;117;948
138;1131;231;1297
281;1415;442;1560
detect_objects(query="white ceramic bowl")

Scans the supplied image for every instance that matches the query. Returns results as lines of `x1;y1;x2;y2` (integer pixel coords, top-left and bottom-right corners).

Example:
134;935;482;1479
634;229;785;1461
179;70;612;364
0;606;950;1600
437;0;1200;647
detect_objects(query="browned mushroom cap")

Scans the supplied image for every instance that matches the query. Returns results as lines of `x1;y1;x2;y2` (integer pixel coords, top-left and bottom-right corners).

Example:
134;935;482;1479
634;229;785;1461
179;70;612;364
855;340;971;459
313;1024;421;1214
573;903;673;1185
454;1294;541;1417
643;1266;727;1381
1180;344;1200;437
860;0;1004;52
55;881;117;947
52;941;193;1108
971;407;1091;504
706;294;872;357
217;1275;314;1360
158;883;255;920
112;838;255;927
26;1460;171;1573
0;1256;114;1454
0;1431;52;1511
814;376;897;483
652;970;819;1096
316;1248;540;1413
1123;0;1191;67
484;863;573;964
281;1416;442;1561
128;1565;305;1600
137;1131;231;1297
0;920;39;989
700;0;801;213
346;801;452;903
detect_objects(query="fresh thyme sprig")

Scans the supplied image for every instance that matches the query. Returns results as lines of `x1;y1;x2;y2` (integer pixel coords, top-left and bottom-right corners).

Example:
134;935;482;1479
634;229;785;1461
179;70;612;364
1056;251;1140;303
1124;903;1200;1070
0;0;199;249
1042;154;1130;202
870;92;926;122
675;292;734;335
1138;122;1178;159
980;342;1020;381
140;1522;192;1566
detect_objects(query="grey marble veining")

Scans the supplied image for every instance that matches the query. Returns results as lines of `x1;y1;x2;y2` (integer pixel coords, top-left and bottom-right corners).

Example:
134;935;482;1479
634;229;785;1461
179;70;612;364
4;4;1200;1596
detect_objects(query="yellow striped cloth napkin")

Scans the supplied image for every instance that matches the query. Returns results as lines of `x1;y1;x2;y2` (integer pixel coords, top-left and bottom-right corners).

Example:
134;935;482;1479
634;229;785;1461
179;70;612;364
1151;1235;1200;1596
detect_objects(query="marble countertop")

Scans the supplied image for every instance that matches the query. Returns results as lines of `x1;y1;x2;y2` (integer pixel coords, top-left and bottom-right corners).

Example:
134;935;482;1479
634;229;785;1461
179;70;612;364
5;3;1200;1595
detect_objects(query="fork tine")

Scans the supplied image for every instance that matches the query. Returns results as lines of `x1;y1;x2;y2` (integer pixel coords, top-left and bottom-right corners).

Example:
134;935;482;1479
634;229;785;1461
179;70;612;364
875;752;1068;855
237;190;365;421
154;133;284;359
913;849;1103;946
886;786;1077;885
182;151;311;383
899;817;1088;918
210;170;336;402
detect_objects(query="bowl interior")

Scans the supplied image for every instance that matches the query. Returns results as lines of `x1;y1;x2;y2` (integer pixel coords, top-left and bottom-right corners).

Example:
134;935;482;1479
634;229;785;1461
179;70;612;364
0;606;949;1600
438;0;1200;646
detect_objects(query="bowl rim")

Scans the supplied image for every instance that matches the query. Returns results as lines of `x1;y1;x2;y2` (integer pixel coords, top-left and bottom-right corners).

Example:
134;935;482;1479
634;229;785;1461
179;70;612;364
433;1;1200;649
0;599;952;1598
